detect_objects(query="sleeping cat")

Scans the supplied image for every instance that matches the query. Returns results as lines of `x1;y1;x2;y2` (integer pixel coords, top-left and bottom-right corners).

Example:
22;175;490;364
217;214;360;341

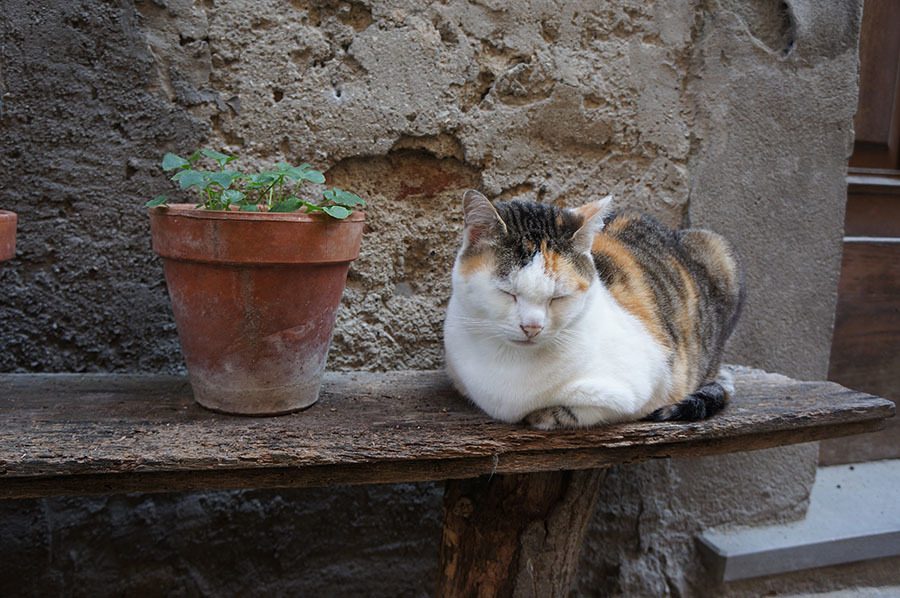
443;190;745;429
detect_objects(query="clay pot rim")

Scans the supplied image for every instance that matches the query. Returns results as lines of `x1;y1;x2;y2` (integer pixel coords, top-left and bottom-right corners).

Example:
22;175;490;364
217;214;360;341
149;204;364;223
149;203;365;264
0;210;16;221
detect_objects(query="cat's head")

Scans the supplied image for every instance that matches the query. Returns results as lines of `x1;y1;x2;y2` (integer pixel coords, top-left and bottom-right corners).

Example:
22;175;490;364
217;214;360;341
450;190;612;348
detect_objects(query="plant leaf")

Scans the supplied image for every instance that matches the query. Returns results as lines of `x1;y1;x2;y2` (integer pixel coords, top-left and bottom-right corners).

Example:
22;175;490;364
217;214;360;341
179;170;207;190
323;187;364;207
162;153;189;171
280;166;305;181
301;168;326;184
239;203;259;212
322;205;352;219
250;172;279;185
208;171;235;189
269;197;302;212
222;189;245;204
201;149;237;168
145;195;169;207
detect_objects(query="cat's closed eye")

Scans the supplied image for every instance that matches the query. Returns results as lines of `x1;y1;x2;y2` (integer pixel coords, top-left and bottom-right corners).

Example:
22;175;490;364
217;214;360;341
498;289;517;302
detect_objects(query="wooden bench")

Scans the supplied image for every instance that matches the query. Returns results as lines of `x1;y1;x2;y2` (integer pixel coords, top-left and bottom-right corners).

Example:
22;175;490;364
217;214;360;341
0;369;893;596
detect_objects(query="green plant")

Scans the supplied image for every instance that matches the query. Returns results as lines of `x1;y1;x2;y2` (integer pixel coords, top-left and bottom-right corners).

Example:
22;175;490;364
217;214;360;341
145;149;364;218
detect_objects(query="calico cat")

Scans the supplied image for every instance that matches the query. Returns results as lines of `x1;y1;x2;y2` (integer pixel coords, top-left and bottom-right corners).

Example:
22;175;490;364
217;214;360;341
443;190;745;429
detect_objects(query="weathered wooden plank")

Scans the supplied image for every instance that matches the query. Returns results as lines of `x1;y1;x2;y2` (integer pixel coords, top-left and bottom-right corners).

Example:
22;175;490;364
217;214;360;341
827;241;900;393
850;0;900;169
823;240;900;464
437;469;608;598
0;369;893;499
0;418;886;500
844;191;900;237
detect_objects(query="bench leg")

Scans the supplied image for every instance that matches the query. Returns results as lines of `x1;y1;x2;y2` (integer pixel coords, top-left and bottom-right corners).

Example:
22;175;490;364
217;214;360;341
436;468;608;597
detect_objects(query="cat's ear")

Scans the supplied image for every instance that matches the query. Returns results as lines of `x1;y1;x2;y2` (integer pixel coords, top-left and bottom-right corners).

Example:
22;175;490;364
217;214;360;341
462;190;507;248
569;195;613;253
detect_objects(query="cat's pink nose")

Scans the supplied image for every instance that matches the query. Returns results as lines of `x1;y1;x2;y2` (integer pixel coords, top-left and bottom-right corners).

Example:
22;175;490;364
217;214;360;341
520;323;543;338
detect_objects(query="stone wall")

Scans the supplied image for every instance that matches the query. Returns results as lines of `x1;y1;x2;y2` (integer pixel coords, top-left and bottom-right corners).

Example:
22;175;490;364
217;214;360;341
573;2;863;594
0;0;865;595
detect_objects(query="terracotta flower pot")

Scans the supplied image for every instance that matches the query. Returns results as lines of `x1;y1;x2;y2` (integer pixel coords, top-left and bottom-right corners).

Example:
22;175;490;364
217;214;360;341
0;210;16;273
149;204;364;415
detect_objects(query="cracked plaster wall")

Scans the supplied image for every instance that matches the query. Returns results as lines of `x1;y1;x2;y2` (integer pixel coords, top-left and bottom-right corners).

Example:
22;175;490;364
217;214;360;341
128;0;706;374
0;0;864;595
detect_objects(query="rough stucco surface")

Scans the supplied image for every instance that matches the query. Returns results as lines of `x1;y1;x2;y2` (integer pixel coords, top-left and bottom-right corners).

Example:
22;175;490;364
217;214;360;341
577;443;819;597
0;1;202;373
569;2;864;596
0;483;444;597
688;0;859;381
2;0;705;374
0;0;864;596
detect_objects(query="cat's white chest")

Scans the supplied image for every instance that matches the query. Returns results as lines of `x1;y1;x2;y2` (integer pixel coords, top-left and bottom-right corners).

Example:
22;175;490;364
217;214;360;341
444;288;670;424
444;316;572;420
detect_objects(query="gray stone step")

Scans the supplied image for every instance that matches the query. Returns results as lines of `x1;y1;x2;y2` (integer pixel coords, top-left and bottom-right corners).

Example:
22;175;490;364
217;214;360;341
698;459;900;582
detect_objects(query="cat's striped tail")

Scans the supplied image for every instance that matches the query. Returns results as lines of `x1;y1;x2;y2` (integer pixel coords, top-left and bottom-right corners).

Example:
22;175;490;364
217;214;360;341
643;368;735;422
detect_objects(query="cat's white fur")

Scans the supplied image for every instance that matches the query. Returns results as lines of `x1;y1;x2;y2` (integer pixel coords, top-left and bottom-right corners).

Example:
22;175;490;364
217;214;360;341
443;195;674;428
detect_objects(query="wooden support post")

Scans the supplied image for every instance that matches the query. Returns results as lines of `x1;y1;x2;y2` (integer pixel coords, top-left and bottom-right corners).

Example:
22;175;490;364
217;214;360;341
437;468;608;598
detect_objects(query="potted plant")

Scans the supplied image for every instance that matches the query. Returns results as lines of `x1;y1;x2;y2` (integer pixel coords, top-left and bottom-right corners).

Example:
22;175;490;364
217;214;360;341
147;150;365;415
0;210;15;272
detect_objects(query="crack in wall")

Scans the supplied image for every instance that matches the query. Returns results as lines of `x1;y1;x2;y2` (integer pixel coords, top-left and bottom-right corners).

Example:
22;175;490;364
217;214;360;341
719;0;796;57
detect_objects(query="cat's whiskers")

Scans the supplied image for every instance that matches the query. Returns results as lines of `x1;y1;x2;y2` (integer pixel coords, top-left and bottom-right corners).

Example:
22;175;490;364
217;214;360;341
446;314;524;343
447;313;587;350
544;328;581;352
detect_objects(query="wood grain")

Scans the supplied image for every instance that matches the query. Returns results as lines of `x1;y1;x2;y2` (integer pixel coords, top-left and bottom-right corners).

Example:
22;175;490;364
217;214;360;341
823;240;900;464
827;241;900;394
844;189;900;237
850;0;900;169
437;469;607;598
0;370;893;499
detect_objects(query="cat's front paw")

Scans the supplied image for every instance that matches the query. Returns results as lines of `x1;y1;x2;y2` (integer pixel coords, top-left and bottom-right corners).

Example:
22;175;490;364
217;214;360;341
522;406;580;430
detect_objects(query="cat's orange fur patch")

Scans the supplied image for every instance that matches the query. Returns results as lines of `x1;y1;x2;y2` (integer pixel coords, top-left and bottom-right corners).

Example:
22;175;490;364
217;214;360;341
681;231;741;293
604;211;641;234
457;250;495;279
669;256;701;397
541;241;590;292
592;234;669;349
571;199;609;223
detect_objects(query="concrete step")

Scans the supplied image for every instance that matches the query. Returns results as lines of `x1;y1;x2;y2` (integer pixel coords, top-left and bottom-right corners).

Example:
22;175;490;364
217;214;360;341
698;459;900;582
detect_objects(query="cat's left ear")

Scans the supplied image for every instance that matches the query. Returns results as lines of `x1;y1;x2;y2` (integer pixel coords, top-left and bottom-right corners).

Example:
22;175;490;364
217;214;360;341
462;189;507;249
569;195;613;253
